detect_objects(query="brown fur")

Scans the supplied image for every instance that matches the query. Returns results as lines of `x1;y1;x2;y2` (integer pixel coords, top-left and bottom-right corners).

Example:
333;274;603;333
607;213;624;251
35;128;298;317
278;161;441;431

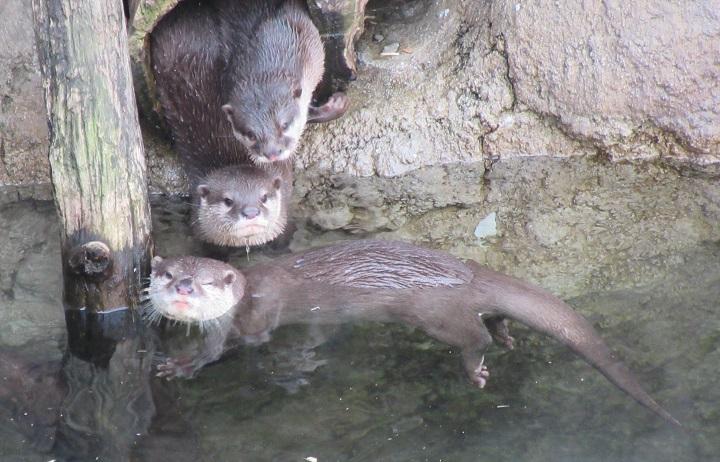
150;0;344;168
192;163;292;247
149;240;680;426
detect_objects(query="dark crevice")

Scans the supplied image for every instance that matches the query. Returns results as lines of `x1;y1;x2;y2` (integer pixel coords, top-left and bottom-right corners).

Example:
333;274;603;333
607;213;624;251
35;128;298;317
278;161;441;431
489;33;517;111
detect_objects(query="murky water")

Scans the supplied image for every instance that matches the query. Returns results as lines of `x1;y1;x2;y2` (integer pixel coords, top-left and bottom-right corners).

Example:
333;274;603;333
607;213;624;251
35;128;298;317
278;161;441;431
1;198;718;461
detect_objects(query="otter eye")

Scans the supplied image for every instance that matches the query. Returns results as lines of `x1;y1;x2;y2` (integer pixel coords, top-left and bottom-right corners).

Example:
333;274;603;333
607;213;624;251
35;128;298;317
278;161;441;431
281;121;290;130
243;131;256;142
223;197;234;207
164;272;173;280
260;194;268;204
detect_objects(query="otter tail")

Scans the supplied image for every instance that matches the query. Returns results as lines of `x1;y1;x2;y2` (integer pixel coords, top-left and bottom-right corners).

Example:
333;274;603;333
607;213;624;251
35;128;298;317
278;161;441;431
477;268;681;427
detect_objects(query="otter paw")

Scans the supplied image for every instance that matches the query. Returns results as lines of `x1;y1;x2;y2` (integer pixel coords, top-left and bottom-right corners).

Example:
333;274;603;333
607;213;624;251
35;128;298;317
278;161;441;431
241;330;271;346
307;92;349;123
156;358;196;380
472;362;490;389
484;317;515;351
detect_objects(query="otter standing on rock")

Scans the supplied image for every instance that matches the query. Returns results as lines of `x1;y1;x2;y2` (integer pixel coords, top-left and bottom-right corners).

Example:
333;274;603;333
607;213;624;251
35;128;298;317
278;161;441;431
151;0;348;167
147;240;680;426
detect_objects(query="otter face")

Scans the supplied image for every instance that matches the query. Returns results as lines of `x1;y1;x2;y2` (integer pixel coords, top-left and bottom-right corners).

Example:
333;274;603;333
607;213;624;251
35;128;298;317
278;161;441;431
148;256;245;324
222;80;308;164
193;165;287;247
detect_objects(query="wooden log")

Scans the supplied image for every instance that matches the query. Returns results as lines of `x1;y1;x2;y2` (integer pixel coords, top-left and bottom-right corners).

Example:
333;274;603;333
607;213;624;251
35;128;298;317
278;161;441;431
32;0;153;312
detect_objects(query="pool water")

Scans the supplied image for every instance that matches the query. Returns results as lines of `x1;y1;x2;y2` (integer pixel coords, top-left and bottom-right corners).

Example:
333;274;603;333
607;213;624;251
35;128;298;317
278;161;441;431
0;199;718;461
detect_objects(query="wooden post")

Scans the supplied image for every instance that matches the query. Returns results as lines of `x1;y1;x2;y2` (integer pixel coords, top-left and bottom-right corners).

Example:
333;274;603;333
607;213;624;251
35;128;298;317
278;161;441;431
32;0;152;312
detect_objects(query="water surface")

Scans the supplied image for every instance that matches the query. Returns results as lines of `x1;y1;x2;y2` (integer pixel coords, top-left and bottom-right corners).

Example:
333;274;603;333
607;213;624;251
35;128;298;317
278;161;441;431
1;198;718;461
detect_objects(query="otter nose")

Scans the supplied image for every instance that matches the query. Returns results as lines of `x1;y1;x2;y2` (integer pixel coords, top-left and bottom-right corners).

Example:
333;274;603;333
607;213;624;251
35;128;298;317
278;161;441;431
264;148;282;161
175;278;194;296
242;206;260;219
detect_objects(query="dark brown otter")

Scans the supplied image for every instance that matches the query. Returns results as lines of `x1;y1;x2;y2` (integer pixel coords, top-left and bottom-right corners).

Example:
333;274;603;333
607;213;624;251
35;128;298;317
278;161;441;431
150;0;349;167
150;0;348;247
148;240;680;426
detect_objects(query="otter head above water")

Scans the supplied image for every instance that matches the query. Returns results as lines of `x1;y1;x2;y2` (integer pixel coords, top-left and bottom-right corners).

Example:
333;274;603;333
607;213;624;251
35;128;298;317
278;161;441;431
192;164;290;247
221;76;308;164
147;256;245;325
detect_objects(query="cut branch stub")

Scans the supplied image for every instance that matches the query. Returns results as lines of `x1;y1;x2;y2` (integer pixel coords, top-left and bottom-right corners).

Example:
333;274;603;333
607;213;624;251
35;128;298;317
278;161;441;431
68;241;113;280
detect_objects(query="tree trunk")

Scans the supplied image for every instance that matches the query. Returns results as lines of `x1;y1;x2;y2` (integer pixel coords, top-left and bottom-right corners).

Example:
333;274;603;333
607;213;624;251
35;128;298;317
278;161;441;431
32;0;152;312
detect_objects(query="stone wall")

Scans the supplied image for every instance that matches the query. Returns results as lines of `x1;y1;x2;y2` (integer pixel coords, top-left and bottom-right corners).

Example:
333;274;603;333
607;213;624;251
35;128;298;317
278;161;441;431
1;0;719;296
0;0;51;192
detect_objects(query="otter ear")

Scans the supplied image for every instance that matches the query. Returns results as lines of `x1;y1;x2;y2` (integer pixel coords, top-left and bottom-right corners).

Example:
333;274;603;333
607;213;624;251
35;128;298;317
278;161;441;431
291;82;302;99
221;104;235;124
197;184;210;199
223;270;236;285
272;178;282;190
151;255;164;271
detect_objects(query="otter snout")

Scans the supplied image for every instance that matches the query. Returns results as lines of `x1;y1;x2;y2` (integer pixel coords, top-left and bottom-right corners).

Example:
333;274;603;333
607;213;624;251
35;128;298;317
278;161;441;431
264;148;283;161
176;278;194;296
241;206;260;219
260;135;295;162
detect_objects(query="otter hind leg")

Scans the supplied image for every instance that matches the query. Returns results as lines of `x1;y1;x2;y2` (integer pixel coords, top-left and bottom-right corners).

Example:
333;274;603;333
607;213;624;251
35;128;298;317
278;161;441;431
307;92;349;123
483;316;515;350
421;315;494;389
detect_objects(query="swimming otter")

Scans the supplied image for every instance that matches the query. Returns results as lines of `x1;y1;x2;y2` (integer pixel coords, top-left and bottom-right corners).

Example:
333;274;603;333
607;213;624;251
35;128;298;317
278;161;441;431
147;240;680;426
192;163;292;248
150;0;349;166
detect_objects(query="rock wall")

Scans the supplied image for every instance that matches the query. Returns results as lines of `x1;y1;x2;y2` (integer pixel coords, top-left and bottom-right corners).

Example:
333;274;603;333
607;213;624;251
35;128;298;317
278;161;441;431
0;0;51;191
1;0;719;296
296;0;720;176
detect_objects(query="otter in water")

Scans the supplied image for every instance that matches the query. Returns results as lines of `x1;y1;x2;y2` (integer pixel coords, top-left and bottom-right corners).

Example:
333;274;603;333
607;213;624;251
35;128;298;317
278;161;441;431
147;240;680;425
192;163;292;248
150;0;349;166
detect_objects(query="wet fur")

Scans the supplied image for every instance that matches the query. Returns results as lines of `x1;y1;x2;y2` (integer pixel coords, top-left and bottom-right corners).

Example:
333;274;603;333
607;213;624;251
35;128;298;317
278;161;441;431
192;163;292;247
150;0;325;168
147;256;245;325
148;240;680;426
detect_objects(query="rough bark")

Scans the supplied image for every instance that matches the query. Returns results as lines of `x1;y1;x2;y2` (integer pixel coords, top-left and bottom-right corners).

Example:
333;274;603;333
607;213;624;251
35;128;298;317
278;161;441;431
31;0;152;311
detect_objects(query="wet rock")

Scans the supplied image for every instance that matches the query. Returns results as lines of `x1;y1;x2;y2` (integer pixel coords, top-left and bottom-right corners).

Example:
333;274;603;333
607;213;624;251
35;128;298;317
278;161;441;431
0;201;64;348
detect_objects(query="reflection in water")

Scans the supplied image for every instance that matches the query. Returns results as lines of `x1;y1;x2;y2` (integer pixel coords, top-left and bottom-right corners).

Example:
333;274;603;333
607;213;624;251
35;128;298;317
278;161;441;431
0;199;718;461
0;310;156;461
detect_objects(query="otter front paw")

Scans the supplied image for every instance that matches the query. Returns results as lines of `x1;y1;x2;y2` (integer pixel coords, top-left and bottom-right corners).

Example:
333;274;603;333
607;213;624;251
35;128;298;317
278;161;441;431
241;330;271;346
471;359;490;389
156;358;198;380
307;92;349;123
